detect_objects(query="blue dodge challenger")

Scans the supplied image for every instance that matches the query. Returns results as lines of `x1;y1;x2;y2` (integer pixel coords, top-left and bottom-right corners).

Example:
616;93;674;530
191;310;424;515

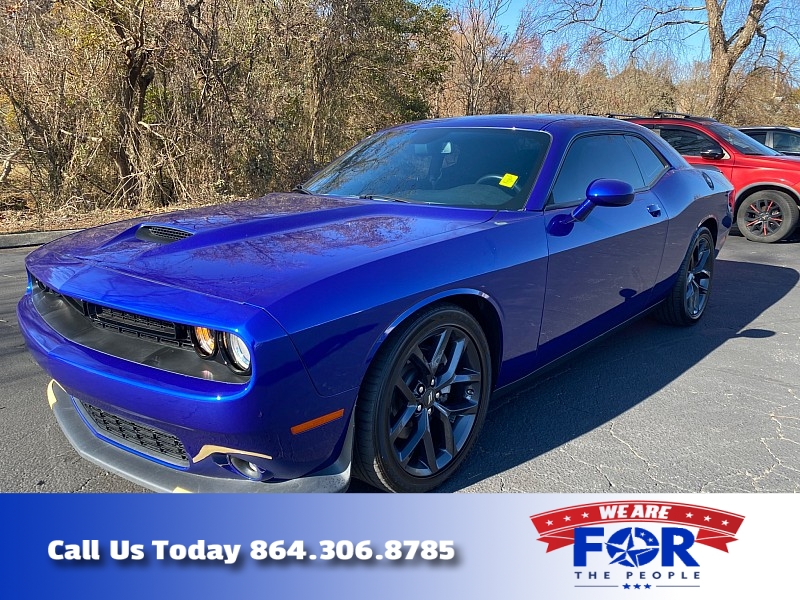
18;115;733;493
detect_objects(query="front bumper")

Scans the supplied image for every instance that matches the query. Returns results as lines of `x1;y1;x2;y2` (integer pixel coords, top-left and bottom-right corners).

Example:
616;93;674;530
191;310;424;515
48;379;352;493
18;276;357;491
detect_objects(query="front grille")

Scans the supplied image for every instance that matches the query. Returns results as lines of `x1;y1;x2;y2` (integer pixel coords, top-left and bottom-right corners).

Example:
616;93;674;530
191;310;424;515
29;274;251;383
87;302;181;340
61;296;193;348
31;275;187;344
136;225;193;243
82;402;189;465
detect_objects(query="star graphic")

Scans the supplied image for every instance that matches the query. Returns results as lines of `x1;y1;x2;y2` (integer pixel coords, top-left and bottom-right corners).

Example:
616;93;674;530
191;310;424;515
546;520;553;526
704;515;711;522
722;520;729;526
644;584;651;589
582;512;590;518
564;515;571;522
607;528;659;568
686;512;693;518
623;584;631;589
634;584;641;589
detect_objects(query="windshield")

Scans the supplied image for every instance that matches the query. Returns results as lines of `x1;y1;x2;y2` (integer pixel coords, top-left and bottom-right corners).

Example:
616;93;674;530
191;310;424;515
303;127;551;210
708;123;783;156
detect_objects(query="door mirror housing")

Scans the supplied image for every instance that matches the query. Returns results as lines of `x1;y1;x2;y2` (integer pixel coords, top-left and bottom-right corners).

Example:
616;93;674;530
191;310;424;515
700;147;725;160
571;179;635;222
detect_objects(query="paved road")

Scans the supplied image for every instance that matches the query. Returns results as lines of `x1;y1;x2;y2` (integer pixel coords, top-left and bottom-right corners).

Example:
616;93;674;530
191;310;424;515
1;233;798;493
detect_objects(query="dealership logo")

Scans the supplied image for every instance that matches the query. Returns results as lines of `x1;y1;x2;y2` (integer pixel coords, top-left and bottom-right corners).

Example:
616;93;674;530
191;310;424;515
530;501;744;591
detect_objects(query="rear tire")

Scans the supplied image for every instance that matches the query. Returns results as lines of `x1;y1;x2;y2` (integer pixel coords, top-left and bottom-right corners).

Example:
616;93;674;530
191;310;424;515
655;227;715;326
736;190;799;243
354;304;491;493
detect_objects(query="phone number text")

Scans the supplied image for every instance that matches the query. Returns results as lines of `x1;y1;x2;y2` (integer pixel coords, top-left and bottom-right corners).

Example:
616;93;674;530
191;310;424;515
250;540;455;561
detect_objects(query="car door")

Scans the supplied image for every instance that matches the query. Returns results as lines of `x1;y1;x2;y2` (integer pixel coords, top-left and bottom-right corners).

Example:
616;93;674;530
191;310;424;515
538;133;669;364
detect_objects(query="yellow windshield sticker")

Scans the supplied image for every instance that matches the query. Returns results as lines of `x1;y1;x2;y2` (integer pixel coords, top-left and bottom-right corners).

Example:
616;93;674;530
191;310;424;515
499;173;519;188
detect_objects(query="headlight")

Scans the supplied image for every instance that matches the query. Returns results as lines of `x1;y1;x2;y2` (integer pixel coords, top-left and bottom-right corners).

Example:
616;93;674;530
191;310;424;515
191;326;217;358
223;333;251;373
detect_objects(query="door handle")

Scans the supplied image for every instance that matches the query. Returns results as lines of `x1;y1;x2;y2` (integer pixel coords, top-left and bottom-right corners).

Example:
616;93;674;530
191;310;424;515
647;204;662;217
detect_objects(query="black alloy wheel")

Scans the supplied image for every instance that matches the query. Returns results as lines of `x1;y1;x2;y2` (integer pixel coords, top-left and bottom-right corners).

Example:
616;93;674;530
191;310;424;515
737;190;799;243
655;227;715;326
354;305;491;493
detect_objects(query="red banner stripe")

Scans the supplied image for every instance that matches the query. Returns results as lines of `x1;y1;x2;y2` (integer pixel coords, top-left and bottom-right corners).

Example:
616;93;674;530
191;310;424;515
530;501;743;537
529;501;744;553
537;532;575;553
695;530;739;552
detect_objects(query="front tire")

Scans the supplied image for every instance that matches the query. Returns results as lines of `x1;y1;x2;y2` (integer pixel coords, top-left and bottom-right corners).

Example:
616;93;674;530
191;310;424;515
655;227;715;326
354;305;491;493
737;190;799;243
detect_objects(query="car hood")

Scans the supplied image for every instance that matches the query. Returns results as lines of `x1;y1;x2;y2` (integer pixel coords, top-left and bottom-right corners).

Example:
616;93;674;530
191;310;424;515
32;193;495;308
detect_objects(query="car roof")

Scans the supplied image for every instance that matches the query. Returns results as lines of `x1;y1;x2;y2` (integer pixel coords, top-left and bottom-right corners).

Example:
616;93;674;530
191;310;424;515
615;111;718;124
739;126;797;131
390;113;650;135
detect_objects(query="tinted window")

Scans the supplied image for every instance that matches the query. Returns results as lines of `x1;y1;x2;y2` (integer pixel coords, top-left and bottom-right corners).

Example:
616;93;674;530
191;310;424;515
743;130;767;144
304;127;551;210
773;131;800;154
625;135;667;184
707;123;781;155
551;134;645;206
658;127;721;156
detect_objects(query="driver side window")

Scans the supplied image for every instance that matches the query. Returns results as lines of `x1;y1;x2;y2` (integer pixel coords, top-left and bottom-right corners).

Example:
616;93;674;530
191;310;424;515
659;127;721;157
551;134;645;206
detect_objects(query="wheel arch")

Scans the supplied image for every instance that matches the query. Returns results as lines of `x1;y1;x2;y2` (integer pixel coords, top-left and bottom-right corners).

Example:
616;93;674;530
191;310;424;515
734;183;800;216
364;289;504;390
699;217;718;245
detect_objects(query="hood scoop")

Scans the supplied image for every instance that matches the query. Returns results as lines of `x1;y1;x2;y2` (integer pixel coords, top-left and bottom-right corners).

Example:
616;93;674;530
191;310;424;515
135;225;194;244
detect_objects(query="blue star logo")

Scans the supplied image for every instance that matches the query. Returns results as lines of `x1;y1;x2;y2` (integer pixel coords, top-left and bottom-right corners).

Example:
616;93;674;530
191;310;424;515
606;527;660;568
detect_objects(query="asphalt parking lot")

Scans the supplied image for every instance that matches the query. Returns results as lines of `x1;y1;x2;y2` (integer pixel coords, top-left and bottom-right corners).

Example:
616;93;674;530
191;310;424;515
1;232;798;493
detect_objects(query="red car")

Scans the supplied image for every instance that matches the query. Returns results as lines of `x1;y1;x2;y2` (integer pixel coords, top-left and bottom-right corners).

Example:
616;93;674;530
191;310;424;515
627;113;800;243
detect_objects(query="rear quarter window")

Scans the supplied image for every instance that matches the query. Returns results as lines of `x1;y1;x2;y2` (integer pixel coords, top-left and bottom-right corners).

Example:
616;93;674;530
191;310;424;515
625;135;668;185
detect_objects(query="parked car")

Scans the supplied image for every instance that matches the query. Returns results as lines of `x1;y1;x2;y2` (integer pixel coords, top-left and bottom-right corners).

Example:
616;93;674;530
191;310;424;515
623;112;800;243
739;126;800;157
18;115;732;493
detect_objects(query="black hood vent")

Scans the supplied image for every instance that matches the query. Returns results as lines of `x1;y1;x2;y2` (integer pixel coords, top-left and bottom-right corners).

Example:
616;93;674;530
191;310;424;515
136;225;194;244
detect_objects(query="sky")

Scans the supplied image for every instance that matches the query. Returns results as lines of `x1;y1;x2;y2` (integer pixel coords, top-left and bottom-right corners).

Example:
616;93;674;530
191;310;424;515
439;0;799;81
488;0;712;65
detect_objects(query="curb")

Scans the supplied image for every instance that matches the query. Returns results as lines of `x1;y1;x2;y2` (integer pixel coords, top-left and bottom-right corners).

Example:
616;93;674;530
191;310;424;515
0;229;82;250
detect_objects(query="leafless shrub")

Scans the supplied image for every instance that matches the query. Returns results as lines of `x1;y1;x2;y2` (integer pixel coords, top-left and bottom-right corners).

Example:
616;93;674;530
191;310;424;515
0;0;451;214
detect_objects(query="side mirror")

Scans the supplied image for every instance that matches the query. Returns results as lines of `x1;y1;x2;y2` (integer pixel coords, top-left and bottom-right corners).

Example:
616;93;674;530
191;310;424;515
700;148;724;160
571;179;635;222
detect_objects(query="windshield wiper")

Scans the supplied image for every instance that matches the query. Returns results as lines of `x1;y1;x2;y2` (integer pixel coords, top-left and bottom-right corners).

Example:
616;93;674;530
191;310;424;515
358;194;413;203
292;184;313;195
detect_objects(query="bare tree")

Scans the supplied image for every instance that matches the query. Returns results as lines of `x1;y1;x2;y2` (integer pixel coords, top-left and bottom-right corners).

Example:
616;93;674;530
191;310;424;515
0;0;450;216
449;0;530;115
532;0;799;119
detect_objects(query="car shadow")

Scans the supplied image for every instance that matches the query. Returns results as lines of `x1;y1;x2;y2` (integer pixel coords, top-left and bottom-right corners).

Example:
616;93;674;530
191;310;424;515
348;256;799;493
